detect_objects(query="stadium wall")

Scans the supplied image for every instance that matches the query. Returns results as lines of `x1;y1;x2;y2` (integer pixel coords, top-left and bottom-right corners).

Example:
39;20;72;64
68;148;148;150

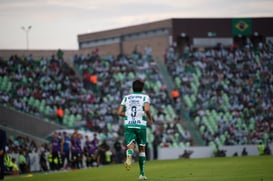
0;105;65;141
78;19;172;58
158;144;273;160
123;35;169;59
172;18;232;38
78;17;273;58
78;43;120;57
78;19;171;42
78;34;169;59
0;125;48;145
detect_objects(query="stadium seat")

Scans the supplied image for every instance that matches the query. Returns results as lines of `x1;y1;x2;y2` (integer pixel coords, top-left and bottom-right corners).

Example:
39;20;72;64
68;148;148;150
199;125;205;134
44;106;52;117
194;116;200;126
38;102;45;113
183;95;192;108
175;76;181;87
220;135;226;145
63;115;71;126
68;115;76;128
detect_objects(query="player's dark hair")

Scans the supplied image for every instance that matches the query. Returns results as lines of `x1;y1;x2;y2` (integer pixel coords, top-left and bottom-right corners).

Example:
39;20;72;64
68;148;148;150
132;79;144;92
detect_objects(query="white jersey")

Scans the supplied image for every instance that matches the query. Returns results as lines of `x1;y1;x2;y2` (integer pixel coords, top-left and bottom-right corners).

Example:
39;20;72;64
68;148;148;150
120;92;150;129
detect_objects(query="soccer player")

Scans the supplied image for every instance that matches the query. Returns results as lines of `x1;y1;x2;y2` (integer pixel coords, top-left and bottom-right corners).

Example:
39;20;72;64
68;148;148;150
118;79;154;180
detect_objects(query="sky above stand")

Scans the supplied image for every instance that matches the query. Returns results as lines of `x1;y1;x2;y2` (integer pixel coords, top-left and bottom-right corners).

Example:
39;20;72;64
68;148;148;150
0;0;272;50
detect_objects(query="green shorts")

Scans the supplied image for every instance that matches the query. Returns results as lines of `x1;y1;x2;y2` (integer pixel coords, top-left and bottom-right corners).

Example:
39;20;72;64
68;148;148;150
125;128;146;146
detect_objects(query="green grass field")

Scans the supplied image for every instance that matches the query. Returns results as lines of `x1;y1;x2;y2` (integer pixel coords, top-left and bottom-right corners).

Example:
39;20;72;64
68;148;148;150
6;156;273;181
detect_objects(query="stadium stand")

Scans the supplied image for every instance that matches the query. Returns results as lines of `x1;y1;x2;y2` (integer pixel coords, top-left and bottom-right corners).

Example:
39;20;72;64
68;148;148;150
1;39;272;174
0;54;90;127
73;51;191;147
0;50;192;173
165;41;273;151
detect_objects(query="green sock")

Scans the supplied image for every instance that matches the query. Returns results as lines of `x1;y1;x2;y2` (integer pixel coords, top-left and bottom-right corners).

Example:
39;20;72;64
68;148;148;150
127;149;133;157
139;152;146;176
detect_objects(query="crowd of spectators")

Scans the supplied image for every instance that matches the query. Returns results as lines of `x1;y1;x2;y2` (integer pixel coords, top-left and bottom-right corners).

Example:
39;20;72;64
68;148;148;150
0;49;190;154
1;39;272;152
73;50;190;147
165;40;273;148
1;39;272;175
0;54;88;124
3;130;124;174
4;135;46;174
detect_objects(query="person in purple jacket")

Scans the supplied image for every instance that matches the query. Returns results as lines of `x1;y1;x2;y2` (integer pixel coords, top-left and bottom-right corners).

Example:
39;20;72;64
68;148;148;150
84;135;97;167
50;131;62;170
76;133;83;168
70;132;78;169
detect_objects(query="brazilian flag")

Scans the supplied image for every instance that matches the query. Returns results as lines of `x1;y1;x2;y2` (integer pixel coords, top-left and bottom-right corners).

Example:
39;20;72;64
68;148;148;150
232;18;252;35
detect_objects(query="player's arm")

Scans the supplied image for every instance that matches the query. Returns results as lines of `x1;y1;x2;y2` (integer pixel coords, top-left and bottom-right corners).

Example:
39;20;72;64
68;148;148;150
144;102;153;125
117;105;125;117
